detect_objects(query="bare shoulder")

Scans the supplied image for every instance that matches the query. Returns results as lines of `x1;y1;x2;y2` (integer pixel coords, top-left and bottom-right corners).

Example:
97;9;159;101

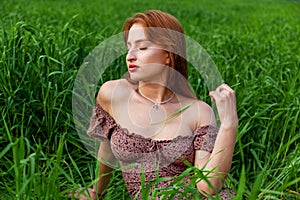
97;79;135;109
191;99;217;127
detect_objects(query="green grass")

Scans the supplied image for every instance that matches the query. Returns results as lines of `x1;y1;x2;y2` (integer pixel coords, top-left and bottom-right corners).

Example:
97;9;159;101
0;0;299;199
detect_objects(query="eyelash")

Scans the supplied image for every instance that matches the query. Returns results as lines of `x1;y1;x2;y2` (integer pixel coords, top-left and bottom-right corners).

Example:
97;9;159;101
138;47;147;50
127;47;148;52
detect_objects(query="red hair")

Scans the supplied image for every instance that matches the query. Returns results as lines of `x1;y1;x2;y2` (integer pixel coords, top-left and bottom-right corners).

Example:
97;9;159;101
123;10;195;98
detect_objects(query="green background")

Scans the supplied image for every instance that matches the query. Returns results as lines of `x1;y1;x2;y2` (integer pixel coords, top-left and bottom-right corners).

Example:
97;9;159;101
0;0;299;199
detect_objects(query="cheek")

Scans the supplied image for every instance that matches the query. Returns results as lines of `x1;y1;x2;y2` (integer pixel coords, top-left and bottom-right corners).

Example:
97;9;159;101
143;64;165;72
139;50;167;64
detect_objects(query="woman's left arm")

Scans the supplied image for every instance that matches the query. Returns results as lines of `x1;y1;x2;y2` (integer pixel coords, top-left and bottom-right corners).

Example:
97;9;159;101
195;83;238;195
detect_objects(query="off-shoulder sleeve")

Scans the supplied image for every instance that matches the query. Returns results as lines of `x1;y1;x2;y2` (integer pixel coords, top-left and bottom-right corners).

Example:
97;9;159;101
86;103;117;141
193;125;218;153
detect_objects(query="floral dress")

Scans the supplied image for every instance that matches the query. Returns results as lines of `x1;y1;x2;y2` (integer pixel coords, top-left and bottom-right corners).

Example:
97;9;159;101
87;103;235;199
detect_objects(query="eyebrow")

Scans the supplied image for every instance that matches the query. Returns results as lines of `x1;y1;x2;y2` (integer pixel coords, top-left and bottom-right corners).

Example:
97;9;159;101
126;39;150;46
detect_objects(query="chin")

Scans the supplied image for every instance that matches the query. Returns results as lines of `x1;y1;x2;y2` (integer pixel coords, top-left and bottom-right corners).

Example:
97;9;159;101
127;73;142;82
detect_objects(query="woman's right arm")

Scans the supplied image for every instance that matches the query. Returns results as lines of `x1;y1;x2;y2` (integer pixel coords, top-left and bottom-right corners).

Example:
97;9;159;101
76;142;115;200
93;80;121;199
93;141;116;198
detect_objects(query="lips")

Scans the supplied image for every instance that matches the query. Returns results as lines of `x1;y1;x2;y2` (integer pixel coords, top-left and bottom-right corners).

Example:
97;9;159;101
128;64;139;72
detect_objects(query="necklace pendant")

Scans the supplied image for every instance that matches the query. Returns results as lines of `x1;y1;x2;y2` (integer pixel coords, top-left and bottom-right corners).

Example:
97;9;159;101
153;104;159;110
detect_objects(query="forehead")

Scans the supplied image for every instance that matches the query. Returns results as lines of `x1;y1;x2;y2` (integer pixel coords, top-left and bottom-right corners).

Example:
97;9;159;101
127;23;147;44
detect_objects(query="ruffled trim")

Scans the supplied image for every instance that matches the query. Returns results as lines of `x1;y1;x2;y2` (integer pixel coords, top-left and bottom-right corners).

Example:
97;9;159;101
86;103;117;141
87;102;218;153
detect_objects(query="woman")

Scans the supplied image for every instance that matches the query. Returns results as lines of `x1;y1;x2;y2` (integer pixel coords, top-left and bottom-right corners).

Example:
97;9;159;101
74;10;238;199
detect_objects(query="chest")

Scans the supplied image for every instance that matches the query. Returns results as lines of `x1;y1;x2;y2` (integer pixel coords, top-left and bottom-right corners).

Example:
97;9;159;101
111;99;197;140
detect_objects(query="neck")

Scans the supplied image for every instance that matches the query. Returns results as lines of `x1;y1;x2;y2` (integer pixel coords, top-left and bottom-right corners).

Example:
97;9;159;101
138;82;173;103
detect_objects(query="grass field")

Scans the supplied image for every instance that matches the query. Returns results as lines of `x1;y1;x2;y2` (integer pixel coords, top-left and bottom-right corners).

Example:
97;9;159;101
0;0;299;199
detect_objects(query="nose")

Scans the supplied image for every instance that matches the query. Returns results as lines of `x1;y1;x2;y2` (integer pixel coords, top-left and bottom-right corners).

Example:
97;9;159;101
126;48;137;62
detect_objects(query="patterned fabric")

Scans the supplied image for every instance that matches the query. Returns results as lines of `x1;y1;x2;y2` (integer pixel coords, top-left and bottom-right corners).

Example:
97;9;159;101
87;103;235;199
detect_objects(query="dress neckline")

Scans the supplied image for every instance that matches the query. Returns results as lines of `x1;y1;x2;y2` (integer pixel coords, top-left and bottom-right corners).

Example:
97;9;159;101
95;102;217;142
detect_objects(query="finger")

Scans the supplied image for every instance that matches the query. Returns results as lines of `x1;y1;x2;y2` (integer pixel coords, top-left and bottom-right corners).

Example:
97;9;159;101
217;85;225;93
222;84;234;93
209;90;215;97
216;84;226;93
219;83;235;93
68;190;79;198
220;88;231;96
208;91;216;102
216;85;234;98
209;90;222;102
209;91;216;100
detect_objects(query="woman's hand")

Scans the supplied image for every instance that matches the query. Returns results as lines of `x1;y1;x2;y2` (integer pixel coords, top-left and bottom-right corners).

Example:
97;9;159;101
68;188;97;200
209;83;238;130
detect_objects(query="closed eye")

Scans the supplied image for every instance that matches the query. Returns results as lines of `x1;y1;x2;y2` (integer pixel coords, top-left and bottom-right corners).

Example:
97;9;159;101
137;47;148;50
127;47;148;52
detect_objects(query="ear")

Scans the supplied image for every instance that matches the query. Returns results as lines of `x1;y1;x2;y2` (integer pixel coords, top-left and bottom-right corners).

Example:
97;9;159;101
165;52;171;65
